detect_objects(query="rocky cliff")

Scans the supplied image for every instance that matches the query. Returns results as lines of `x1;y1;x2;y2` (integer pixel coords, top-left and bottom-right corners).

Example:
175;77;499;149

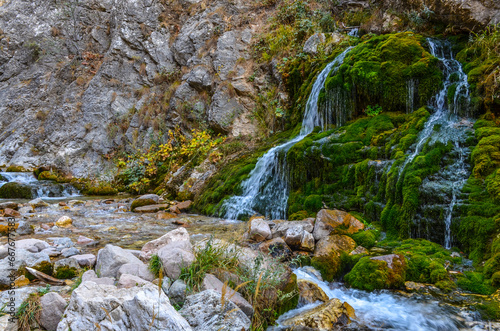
0;0;498;179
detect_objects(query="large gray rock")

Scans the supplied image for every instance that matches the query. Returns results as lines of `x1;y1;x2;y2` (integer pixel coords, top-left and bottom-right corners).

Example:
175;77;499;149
180;290;250;331
117;273;151;288
248;218;271;242
0;286;39;313
40;292;67;331
208;85;245;134
157;245;195;280
271;220;314;238
70;254;96;268
57;282;192;331
201;273;253;318
185;66;213;91
14;238;50;253
117;262;154;281
95;244;143;278
140;227;191;260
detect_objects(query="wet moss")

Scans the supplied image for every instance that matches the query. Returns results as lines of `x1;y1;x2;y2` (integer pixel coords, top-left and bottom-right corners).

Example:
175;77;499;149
38;171;58;181
323;33;442;116
344;255;406;291
311;253;342;282
6;165;28;172
350;229;379;248
0;182;33;199
83;185;118;196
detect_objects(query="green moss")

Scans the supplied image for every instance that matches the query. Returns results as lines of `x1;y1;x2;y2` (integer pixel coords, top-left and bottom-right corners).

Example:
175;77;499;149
83;185;118;196
54;266;77;279
350;229;379;248
6;165;27;172
345;255;406;291
24;261;54;281
322;33;441;116
0;182;33;199
457;271;496;295
311;253;342;282
288;210;309;220
38;171;58;181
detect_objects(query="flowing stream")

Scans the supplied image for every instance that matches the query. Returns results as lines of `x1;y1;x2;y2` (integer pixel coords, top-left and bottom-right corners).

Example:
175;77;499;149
222;47;353;220
0;172;80;199
274;268;477;331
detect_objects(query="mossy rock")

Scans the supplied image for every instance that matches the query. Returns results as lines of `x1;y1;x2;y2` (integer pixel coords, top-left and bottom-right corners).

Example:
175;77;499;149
0;182;33;199
0;174;6;181
275;272;299;316
38;171;58;181
6;165;27;172
24;261;54;281
54;265;77;279
84;186;118;196
131;198;157;211
345;254;407;291
350;229;379;249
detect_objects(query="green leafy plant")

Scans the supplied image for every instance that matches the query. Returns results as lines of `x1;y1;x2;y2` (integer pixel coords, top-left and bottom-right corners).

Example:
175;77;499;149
364;104;383;117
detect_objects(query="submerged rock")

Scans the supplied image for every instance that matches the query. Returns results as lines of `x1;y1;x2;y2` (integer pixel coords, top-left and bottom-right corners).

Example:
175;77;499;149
131;194;160;211
280;298;355;330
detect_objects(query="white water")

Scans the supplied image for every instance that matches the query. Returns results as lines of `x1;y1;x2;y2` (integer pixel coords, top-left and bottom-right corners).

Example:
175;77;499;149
223;48;353;220
0;172;80;199
276;268;463;330
397;39;472;247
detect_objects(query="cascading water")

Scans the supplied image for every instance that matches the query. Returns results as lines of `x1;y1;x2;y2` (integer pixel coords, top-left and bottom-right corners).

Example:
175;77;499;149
0;172;80;199
274;268;473;330
222;47;353;220
398;39;473;247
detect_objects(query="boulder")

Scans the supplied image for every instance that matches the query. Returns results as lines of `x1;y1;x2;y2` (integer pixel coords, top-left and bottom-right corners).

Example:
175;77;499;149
303;33;326;55
186;66;213;91
249;218;271;242
95;244;143;278
313;209;365;240
259;237;292;260
300;231;315;252
62;247;80;258
297;279;329;304
81;270;115;285
140;227;191;260
40;292;66;331
0;286;39;313
57;282;192;331
131;194;160;211
311;235;356;281
133;204;169;213
54;258;80;279
272;220;314;238
280;298;355;329
0;182;33;199
168;279;187;306
345;254;407;291
117;263;154;281
284;227;303;249
55;216;72;227
176;200;192;212
16;221;34;235
117;274;151;288
71;254;96;268
180;290;250;331
201;274;254;317
157;245;195;280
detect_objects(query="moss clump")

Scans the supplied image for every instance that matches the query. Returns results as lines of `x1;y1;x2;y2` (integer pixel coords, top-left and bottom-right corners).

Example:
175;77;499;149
322;32;442;117
457;271;496;295
37;171;58;181
83;185;118;196
24;261;53;281
345;255;407;291
0;174;6;181
350;229;379;248
0;182;33;199
54;266;77;279
6;165;28;172
288;210;309;221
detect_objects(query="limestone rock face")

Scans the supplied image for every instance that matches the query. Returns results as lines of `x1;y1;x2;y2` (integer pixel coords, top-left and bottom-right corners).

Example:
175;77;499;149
280;298;355;330
303;33;326;54
57;282;192;331
179;289;251;331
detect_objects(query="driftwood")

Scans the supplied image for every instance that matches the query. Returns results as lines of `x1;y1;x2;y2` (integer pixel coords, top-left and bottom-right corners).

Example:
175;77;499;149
25;267;66;285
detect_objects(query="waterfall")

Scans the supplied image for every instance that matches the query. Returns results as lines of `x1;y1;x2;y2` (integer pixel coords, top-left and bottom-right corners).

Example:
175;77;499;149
222;47;353;220
398;39;472;247
0;172;80;199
